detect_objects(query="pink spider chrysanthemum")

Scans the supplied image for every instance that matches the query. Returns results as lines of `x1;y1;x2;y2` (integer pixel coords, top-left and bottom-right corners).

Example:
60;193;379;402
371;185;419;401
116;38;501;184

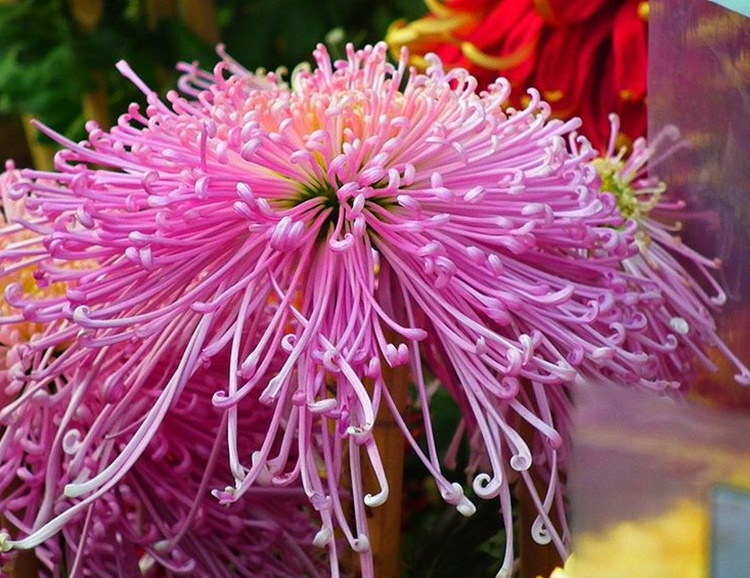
0;164;58;341
0;163;74;406
591;116;750;388
0;43;727;576
0;355;329;578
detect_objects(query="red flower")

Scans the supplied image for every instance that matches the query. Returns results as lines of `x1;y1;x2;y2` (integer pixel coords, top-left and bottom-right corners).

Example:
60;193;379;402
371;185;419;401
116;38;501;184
388;0;649;150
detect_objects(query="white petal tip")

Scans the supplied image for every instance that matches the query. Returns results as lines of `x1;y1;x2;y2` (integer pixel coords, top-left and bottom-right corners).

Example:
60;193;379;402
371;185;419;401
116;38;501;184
457;500;477;517
352;534;370;552
364;488;389;508
313;527;332;548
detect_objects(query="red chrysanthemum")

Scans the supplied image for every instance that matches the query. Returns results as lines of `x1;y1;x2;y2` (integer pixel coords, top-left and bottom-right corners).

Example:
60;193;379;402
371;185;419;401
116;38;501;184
387;0;649;150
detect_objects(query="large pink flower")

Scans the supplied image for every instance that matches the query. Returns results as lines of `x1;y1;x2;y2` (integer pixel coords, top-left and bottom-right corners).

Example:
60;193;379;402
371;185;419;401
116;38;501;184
0;163;70;408
0;43;730;576
0;354;328;577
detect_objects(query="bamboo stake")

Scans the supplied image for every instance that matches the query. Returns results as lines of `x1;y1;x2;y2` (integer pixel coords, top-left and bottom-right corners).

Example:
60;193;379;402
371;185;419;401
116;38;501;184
143;0;176;30
516;415;563;578
80;70;111;129
3;485;39;577
177;0;219;45
68;0;110;129
21;114;55;172
67;0;102;32
9;549;39;578
364;360;410;578
517;478;563;578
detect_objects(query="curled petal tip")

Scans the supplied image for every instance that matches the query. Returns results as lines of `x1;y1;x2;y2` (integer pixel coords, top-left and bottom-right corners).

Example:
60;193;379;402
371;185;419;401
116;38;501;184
509;452;532;472
313;527;332;548
72;305;93;324
531;516;553;545
472;473;502;498
352;534;370;553
457;498;477;517
364;485;389;507
346;424;373;441
735;369;750;386
308;398;338;414
668;317;690;335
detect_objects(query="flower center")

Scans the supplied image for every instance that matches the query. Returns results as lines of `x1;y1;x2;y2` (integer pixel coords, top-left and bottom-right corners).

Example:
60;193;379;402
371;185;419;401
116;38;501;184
592;157;662;222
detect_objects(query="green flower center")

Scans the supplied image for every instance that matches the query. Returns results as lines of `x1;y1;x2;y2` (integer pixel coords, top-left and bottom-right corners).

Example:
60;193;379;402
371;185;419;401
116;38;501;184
592;157;663;222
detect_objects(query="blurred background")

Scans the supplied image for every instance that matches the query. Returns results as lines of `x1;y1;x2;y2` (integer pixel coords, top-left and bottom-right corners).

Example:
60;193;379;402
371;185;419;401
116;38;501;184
0;0;425;170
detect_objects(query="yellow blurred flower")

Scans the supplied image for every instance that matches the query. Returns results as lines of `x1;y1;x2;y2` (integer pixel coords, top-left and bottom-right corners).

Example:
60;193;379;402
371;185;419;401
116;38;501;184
0;166;53;346
565;500;708;578
0;164;87;405
539;565;570;578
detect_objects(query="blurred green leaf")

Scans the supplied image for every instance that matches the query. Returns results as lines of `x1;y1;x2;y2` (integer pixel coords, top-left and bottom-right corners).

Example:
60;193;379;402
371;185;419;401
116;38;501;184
400;386;507;578
403;497;507;578
0;0;428;142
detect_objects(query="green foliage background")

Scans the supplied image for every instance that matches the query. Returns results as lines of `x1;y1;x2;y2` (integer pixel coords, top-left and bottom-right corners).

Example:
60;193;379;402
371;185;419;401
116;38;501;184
0;0;426;143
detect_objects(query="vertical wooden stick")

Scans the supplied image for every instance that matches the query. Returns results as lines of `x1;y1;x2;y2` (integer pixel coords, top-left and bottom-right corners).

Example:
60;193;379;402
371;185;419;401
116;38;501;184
176;0;220;45
67;0;102;31
80;71;111;130
516;409;563;578
3;486;39;577
143;0;176;30
9;549;39;578
516;477;563;578
21;114;55;171
68;0;110;129
364;360;409;578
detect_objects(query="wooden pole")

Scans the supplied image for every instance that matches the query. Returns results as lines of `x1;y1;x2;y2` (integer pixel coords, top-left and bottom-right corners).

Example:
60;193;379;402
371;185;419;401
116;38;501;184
177;0;220;45
143;0;175;30
516;413;564;578
21;114;55;172
9;549;39;578
516;477;563;578
68;0;110;129
3;486;39;577
364;360;409;578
